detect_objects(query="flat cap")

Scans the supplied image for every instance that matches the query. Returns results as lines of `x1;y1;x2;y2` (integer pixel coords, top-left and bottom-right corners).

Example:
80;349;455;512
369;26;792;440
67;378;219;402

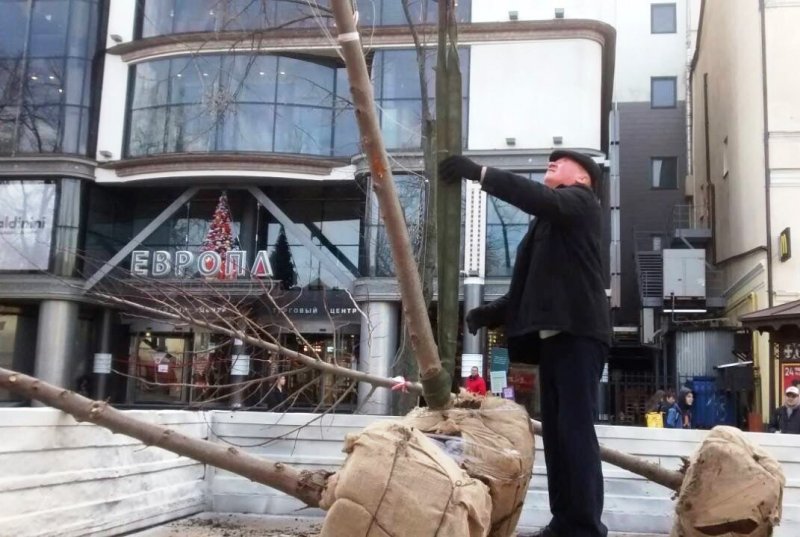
549;149;603;193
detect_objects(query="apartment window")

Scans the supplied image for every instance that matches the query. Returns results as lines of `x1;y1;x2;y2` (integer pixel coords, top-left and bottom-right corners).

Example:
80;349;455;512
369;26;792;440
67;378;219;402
651;157;678;189
651;77;677;108
651;3;677;34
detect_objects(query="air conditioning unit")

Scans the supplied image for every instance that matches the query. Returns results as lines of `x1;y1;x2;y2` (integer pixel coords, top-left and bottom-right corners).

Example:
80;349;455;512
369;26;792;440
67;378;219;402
663;249;706;299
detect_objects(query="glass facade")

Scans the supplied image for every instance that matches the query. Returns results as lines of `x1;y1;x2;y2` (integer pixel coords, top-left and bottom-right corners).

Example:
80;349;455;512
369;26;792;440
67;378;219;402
0;178;84;276
0;308;37;403
485;172;543;278
360;0;471;26
127;54;358;158
138;0;471;38
139;0;333;37
364;173;427;277
259;185;362;289
0;0;100;155
372;48;470;150
85;186;363;289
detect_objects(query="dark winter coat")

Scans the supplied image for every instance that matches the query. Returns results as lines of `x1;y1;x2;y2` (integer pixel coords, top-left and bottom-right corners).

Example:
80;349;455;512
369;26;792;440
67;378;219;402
768;405;800;434
266;387;287;410
474;168;611;364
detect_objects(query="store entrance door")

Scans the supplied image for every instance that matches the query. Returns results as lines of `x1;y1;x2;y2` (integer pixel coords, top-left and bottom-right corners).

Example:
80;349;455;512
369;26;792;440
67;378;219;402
128;333;192;404
277;332;358;409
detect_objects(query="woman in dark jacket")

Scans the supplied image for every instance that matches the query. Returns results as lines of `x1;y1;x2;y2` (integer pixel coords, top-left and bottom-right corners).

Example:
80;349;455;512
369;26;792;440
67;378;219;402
265;375;288;410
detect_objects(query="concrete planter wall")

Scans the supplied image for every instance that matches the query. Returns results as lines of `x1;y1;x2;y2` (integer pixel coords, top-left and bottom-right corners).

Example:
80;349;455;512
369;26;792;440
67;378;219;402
1;409;798;536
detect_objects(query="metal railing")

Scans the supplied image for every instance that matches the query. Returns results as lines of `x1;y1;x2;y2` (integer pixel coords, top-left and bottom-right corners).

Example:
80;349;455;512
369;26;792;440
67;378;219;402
669;204;712;235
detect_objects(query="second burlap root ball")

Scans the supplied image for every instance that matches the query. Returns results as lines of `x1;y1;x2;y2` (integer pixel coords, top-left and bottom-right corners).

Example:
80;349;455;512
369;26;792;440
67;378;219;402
671;426;785;537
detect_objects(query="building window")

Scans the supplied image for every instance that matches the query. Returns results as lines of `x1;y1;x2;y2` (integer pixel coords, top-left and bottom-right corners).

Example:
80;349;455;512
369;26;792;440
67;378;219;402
372;48;470;150
485;172;542;277
651;157;678;189
366;174;427;277
652;235;663;251
651;3;677;34
126;54;358;158
0;0;101;156
651;77;677;108
138;0;472;38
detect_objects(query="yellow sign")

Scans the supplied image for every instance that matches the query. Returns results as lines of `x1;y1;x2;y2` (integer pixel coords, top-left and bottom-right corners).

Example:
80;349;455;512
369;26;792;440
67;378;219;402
779;228;791;262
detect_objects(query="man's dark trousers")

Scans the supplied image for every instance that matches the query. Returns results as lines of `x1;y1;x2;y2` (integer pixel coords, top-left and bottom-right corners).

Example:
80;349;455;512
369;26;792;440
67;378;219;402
539;333;608;537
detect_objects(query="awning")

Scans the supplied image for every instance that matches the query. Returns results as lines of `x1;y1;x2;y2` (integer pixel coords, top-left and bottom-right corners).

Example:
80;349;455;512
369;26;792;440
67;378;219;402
739;299;800;333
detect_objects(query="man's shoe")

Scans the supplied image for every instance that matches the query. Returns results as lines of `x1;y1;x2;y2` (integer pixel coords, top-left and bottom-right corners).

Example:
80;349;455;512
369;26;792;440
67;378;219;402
517;526;559;537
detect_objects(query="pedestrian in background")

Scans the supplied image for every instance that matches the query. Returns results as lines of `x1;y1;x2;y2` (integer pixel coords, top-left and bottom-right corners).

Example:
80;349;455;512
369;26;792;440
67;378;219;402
666;388;693;429
464;366;487;396
768;386;800;434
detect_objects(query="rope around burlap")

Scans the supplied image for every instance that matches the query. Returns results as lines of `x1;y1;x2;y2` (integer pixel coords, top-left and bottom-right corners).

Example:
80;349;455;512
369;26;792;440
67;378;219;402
364;432;484;537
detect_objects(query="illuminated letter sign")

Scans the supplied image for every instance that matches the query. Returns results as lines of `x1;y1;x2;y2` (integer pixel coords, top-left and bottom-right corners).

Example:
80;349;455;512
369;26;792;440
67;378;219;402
130;250;273;278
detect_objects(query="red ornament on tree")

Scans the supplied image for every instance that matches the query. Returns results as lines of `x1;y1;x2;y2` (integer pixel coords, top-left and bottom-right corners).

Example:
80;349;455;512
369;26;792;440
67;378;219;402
201;192;240;279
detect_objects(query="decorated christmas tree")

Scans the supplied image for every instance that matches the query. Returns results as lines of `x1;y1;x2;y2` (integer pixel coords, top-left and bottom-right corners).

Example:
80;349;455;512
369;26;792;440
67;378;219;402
201;192;240;279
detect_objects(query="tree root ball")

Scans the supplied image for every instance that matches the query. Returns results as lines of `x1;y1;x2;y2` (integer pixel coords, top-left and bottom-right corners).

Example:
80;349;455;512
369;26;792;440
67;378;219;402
671;426;785;537
320;395;535;537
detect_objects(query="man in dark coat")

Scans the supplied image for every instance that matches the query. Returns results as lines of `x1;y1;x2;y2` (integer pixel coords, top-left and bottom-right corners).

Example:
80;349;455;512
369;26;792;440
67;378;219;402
440;150;610;537
768;386;800;434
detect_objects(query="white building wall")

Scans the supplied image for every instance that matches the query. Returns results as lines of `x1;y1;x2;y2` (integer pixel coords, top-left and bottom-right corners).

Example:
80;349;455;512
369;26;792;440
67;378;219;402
95;0;137;167
471;0;690;103
691;1;767;265
468;40;603;151
765;3;800;303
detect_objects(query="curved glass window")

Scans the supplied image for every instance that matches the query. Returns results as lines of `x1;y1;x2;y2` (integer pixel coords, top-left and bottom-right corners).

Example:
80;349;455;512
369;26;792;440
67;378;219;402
127;54;358;158
138;0;471;38
0;0;100;155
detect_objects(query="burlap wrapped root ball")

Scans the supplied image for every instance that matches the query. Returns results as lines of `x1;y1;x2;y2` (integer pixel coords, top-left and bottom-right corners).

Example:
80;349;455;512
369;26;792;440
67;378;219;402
671;426;785;537
319;420;493;537
403;395;536;537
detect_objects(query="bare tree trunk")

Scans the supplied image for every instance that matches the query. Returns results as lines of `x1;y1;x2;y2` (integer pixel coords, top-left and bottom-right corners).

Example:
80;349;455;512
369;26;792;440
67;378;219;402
392;0;436;415
331;0;451;409
0;368;328;506
436;0;463;387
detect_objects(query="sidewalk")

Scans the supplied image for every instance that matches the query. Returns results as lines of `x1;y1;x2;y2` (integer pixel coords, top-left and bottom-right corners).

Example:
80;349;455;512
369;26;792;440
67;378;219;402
129;513;668;537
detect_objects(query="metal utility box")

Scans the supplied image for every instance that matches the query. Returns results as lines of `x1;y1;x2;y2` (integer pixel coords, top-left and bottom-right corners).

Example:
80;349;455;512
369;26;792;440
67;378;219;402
663;249;706;299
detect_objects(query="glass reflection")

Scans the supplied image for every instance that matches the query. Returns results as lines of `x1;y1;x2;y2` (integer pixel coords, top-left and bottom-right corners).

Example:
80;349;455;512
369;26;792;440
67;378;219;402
127;54;355;157
138;0;471;38
0;0;99;155
485;172;543;277
372;48;470;150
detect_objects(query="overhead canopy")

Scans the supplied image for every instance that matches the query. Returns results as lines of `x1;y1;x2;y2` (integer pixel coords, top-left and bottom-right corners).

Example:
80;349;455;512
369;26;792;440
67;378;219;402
740;299;800;334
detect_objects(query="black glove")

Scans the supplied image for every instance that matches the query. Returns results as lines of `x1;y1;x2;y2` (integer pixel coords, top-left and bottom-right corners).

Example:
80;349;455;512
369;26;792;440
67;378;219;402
439;155;481;184
465;307;487;335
